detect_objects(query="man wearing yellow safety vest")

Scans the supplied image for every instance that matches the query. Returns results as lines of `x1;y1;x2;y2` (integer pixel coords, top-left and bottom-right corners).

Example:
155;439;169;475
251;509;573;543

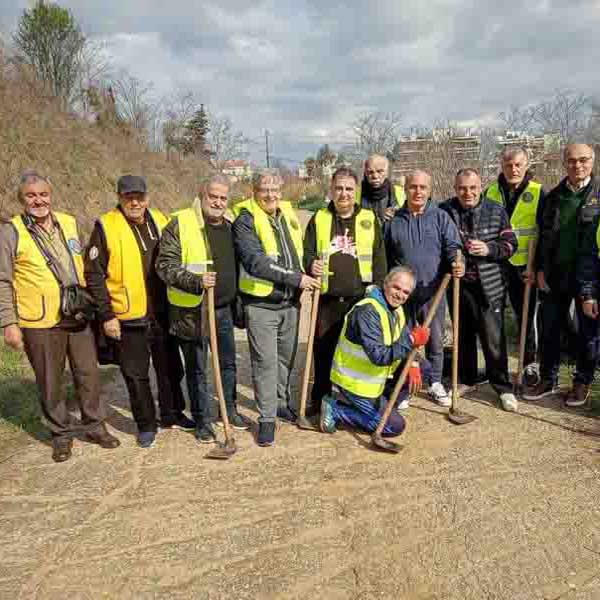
85;175;188;449
528;144;599;406
156;175;251;444
484;147;546;387
360;154;406;225
0;171;119;462
233;169;320;446
320;266;430;436
303;166;387;416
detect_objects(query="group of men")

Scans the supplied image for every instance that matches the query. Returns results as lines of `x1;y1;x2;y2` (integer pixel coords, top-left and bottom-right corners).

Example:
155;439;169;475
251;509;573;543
0;142;597;462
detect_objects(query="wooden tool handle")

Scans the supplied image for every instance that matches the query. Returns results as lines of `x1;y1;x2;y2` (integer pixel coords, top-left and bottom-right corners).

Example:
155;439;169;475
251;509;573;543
516;237;538;386
451;250;462;408
298;286;320;417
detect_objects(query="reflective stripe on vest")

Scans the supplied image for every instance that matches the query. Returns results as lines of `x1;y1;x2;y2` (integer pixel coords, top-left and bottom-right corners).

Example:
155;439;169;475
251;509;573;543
314;208;375;294
485;181;541;266
394;185;406;208
166;208;213;308
11;212;84;329
331;297;405;399
238;199;304;297
100;208;167;320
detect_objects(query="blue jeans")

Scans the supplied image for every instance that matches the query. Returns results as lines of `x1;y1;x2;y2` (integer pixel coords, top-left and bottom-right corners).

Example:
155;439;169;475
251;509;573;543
413;296;446;384
179;305;237;426
331;360;432;437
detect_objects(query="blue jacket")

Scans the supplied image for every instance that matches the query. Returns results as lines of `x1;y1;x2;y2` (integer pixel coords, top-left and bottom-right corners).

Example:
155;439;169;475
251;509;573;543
384;200;462;306
345;287;414;367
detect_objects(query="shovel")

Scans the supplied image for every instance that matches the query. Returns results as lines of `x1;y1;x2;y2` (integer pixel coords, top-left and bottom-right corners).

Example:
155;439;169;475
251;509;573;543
297;285;320;431
204;286;237;459
371;274;452;453
514;238;537;397
448;251;477;425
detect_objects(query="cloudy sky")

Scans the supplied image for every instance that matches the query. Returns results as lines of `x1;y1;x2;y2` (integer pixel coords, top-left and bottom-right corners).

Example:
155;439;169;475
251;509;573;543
2;0;600;164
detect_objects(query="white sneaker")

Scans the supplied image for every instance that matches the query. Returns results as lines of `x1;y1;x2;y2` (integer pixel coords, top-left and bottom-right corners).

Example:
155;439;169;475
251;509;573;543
500;392;518;413
428;382;451;407
397;398;410;411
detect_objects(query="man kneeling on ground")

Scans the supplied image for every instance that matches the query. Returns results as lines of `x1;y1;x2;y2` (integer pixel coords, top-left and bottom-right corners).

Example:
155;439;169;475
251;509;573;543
320;265;431;436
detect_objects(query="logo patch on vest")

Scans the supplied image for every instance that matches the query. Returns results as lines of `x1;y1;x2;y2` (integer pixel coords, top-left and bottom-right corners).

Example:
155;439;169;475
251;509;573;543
360;219;373;230
68;238;82;254
88;246;99;260
522;191;534;203
289;220;300;230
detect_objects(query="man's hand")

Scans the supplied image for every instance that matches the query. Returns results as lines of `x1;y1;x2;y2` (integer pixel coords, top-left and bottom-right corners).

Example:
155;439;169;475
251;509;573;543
383;207;396;221
466;239;489;257
408;361;422;395
201;271;217;288
583;299;599;319
310;259;324;277
536;271;550;293
103;317;121;340
299;274;321;290
3;324;24;352
522;270;536;285
451;259;465;278
410;325;430;347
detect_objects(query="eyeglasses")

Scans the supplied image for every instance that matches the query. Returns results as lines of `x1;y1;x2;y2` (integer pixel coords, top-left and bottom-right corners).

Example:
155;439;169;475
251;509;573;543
257;187;282;196
566;157;593;166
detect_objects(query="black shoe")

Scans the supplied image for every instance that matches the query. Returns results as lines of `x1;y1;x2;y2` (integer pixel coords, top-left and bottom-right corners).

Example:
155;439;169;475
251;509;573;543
173;413;196;430
195;423;217;444
523;380;558;401
523;363;541;388
277;406;297;423
52;438;73;463
257;422;276;447
85;426;121;449
229;413;252;430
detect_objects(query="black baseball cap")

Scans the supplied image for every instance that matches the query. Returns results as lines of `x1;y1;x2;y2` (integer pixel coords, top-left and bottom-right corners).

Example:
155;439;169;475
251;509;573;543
117;175;147;194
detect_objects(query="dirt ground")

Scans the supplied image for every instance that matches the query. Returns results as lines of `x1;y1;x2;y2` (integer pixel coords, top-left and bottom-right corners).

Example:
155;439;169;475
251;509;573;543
2;212;600;599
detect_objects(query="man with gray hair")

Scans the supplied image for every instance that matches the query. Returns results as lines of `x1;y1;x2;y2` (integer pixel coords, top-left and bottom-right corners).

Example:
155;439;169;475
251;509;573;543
0;171;119;462
385;169;463;408
233;169;319;446
156;175;251;444
484;147;546;386
361;154;406;225
526;143;598;405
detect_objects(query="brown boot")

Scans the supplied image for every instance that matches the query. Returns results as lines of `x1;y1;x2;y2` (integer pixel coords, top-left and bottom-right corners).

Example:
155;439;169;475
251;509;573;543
564;383;590;408
52;438;73;463
85;425;121;449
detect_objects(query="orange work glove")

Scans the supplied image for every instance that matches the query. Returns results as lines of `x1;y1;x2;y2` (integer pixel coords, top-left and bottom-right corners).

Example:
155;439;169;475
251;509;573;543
408;362;422;395
410;325;430;347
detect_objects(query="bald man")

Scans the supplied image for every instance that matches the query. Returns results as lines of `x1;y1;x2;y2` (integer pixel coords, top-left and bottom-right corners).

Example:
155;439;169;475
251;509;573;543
528;144;599;407
361;154;406;225
385;170;463;408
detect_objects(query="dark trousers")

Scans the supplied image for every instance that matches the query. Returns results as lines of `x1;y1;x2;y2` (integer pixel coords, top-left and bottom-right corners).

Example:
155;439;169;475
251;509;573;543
22;325;104;439
311;295;361;412
118;321;185;432
448;280;510;393
505;263;539;366
179;305;238;426
413;295;446;384
539;277;595;385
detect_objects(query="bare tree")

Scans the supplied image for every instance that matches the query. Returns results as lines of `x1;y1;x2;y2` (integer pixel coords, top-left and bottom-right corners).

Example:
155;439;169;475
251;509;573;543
110;71;158;139
351;111;403;158
208;112;248;171
498;104;536;134
531;89;589;142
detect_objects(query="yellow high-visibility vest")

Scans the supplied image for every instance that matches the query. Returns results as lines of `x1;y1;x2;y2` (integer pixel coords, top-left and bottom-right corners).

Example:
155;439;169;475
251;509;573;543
99;208;167;320
393;185;406;208
166;207;213;308
11;212;84;329
238;199;304;297
314;208;375;294
331;297;405;399
485;181;541;266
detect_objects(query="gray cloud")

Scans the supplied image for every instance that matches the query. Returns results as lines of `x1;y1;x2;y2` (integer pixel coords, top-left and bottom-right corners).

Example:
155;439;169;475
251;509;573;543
1;0;600;163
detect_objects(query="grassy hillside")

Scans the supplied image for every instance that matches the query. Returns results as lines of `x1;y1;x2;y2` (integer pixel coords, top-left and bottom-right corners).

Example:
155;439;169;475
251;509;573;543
0;52;215;236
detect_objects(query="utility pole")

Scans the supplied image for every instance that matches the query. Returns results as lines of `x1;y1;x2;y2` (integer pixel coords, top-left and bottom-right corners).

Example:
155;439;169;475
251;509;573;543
265;130;270;168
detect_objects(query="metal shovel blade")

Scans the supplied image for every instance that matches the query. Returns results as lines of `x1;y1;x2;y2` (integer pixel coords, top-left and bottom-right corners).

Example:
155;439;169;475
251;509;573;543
448;408;477;425
371;433;403;453
296;415;318;431
204;438;237;460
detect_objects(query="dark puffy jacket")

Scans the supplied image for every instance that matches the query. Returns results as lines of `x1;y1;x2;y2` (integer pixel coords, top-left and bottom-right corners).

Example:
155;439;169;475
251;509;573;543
232;207;303;308
542;175;600;286
385;200;462;306
344;286;414;366
440;196;517;308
